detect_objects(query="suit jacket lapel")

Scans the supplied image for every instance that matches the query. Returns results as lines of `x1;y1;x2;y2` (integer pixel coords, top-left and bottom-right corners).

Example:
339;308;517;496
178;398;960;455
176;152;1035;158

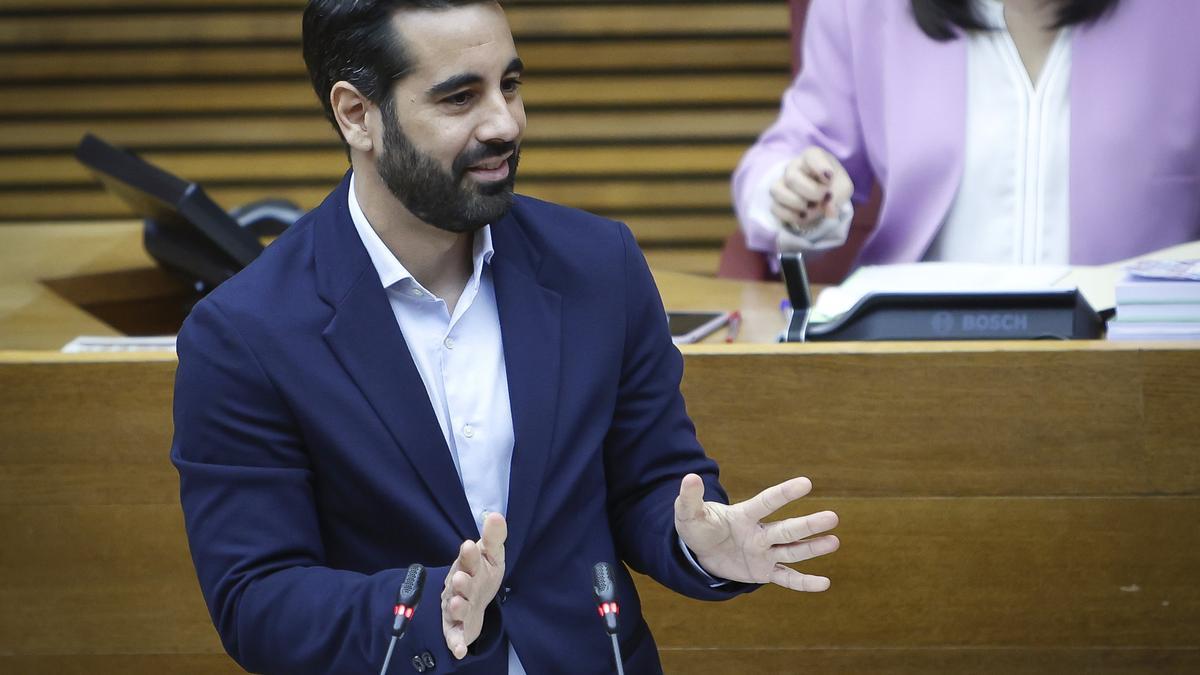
314;174;476;543
491;210;562;573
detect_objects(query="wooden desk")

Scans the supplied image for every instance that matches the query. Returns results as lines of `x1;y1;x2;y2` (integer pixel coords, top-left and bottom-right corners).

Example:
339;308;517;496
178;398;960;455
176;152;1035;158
2;225;1198;673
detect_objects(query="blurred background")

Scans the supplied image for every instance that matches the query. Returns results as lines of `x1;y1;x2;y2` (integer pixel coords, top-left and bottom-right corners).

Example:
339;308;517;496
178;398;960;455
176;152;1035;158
0;0;794;275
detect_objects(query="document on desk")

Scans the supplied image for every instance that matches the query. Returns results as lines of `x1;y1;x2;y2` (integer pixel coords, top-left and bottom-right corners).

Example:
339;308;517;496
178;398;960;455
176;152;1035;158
810;263;1107;323
61;335;177;353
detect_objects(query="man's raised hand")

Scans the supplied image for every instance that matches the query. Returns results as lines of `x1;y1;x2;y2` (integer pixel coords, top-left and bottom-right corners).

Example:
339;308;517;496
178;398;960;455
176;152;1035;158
674;474;839;591
441;513;506;659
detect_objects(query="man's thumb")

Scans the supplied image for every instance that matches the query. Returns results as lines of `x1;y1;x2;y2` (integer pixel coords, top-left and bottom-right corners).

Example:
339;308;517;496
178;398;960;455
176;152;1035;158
674;473;706;523
479;512;507;565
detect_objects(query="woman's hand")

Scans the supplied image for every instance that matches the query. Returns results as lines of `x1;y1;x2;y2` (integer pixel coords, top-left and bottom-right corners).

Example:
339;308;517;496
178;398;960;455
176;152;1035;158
770;147;854;234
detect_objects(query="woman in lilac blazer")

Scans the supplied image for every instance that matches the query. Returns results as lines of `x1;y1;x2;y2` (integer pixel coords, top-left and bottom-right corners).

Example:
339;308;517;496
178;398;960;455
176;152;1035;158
733;0;1200;267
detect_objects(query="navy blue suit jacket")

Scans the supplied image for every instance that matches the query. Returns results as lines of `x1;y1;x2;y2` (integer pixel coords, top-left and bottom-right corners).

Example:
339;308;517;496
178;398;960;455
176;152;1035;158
172;175;754;674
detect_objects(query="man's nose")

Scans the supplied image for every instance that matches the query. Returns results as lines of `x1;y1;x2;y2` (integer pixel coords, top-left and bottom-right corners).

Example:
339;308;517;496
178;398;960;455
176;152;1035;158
477;93;523;144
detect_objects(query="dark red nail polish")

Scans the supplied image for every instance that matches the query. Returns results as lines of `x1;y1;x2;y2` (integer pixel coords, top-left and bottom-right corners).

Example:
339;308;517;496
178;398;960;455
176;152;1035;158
823;192;832;203
807;200;817;209
822;170;833;181
798;211;808;219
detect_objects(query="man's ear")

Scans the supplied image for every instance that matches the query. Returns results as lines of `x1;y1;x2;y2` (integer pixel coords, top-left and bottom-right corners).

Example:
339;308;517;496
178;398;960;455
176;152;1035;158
331;82;375;153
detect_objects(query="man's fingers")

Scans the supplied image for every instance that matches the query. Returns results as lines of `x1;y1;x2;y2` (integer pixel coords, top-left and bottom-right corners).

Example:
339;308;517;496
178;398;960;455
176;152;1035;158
445;622;468;660
479;513;508;567
762;510;840;545
451;569;472;600
742;476;813;522
445;594;471;622
772;534;840;564
674;473;707;523
769;563;831;592
457;539;481;576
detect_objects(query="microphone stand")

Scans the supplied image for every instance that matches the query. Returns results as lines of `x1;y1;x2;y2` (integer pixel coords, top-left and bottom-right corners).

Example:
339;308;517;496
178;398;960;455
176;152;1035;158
380;635;400;675
609;634;626;675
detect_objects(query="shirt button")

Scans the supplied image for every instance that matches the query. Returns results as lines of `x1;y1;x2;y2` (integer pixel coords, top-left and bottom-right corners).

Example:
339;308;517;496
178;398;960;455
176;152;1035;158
462;424;474;438
444;336;455;349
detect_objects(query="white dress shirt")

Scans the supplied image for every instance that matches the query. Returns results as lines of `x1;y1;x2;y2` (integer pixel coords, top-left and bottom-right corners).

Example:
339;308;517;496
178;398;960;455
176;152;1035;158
751;0;1073;265
348;175;527;673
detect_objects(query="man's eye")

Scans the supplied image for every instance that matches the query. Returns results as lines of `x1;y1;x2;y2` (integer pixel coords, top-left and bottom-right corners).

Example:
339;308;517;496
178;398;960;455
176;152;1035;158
502;78;524;93
446;91;473;106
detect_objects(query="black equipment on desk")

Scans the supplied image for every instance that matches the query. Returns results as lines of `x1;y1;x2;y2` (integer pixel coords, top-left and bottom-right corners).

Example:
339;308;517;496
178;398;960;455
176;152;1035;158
780;253;1105;342
74;134;303;295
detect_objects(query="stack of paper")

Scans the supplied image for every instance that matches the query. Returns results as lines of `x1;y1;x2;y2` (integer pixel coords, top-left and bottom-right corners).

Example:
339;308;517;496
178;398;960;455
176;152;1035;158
1107;260;1200;341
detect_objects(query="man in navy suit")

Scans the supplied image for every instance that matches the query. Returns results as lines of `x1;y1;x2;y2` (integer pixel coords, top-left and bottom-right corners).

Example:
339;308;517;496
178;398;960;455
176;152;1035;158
171;1;840;672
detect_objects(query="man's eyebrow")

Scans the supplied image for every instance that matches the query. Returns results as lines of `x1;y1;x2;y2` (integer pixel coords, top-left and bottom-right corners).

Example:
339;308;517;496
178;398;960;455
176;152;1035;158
427;73;483;98
425;58;525;99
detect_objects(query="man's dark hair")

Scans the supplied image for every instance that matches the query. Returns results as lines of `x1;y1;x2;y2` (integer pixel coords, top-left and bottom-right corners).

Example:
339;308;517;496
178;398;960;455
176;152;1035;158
911;0;1120;41
302;0;496;144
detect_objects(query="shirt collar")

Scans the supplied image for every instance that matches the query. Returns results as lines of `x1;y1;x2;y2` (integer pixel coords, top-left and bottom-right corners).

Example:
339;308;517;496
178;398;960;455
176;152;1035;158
348;172;495;293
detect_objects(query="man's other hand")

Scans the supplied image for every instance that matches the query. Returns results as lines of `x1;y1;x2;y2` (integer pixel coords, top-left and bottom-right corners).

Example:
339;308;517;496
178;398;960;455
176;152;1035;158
675;474;839;591
441;513;507;659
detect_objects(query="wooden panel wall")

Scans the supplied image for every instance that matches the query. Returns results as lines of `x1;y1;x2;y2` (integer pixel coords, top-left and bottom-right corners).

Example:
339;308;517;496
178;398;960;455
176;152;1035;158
0;0;791;249
2;345;1198;673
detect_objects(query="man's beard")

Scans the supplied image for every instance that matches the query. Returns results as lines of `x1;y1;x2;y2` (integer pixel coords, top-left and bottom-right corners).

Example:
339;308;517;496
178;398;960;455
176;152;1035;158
376;104;520;234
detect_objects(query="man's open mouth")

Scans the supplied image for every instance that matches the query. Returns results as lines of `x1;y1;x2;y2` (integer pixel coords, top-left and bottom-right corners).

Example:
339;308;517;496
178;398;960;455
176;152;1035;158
465;152;513;182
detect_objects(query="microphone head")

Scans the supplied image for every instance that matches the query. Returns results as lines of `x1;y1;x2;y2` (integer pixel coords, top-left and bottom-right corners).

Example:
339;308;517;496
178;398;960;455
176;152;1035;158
398;564;426;606
391;564;426;638
592;562;620;635
592;561;615;603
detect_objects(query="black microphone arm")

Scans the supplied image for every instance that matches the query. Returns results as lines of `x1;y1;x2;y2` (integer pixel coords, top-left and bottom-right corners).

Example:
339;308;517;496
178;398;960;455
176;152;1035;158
380;564;426;675
592;562;625;675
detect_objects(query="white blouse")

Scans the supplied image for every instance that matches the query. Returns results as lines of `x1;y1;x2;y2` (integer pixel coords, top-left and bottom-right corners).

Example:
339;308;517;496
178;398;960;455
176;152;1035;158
925;0;1072;264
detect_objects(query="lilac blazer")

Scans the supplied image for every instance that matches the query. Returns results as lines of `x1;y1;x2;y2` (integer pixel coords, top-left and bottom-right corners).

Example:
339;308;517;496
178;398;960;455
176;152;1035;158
733;0;1200;265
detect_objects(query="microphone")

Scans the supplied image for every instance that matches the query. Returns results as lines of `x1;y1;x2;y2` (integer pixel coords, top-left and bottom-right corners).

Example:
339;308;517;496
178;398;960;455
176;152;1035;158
393;564;426;638
592;562;625;675
380;564;426;675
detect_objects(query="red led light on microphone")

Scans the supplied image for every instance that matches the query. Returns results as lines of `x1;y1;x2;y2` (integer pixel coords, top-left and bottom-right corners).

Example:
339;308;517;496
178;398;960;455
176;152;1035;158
597;602;620;616
394;604;414;618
